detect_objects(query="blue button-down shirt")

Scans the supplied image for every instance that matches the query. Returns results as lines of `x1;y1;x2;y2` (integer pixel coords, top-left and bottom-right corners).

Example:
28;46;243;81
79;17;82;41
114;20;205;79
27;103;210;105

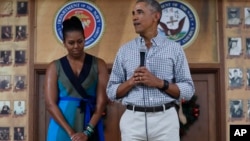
107;34;195;106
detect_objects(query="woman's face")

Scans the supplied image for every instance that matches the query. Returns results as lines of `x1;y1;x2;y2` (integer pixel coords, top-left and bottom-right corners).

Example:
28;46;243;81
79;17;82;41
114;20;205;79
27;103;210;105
63;31;85;58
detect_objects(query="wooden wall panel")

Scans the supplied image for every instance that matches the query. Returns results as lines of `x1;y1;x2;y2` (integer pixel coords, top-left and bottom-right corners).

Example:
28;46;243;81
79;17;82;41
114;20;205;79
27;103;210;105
183;0;219;63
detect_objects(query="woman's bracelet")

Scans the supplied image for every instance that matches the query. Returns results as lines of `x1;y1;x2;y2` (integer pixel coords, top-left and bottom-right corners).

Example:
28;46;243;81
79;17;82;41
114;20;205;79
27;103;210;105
70;134;76;140
87;123;94;130
83;123;95;137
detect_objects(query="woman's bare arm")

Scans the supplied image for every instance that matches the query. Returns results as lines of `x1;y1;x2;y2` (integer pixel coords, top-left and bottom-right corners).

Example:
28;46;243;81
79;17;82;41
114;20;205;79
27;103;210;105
88;58;109;127
44;62;75;137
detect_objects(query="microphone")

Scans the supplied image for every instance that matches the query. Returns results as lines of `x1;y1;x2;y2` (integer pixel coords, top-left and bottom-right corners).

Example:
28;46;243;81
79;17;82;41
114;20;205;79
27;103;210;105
140;47;146;67
139;47;149;141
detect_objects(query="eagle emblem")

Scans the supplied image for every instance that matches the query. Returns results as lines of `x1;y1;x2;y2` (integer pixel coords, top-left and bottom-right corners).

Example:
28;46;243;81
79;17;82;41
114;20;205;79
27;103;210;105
158;0;200;49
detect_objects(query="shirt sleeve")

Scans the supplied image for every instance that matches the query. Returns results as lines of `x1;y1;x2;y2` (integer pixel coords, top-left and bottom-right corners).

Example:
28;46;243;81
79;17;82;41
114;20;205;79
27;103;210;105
106;48;126;101
174;46;195;101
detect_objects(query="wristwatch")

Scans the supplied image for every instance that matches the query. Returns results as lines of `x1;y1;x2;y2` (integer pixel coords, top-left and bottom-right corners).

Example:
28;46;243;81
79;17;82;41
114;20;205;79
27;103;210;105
160;80;169;91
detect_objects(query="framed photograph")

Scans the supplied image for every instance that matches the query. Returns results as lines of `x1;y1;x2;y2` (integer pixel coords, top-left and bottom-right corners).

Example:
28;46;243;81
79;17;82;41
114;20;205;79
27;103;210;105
15;25;27;41
245;7;250;26
14;127;25;140
16;1;28;16
228;37;242;57
15;50;26;64
0;75;11;91
0;0;13;17
246;38;250;57
0;127;10;140
247;100;250;119
230;99;244;119
1;26;12;40
228;68;243;88
247;68;250;88
14;101;25;116
227;7;241;26
0;101;11;115
0;50;12;65
14;75;26;91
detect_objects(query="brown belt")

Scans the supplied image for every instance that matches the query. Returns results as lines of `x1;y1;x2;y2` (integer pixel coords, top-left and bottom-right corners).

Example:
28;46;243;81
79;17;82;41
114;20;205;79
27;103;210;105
126;102;175;112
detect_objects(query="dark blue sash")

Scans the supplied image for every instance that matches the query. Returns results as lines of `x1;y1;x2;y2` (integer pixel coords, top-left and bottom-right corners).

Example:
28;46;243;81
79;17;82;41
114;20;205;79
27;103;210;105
59;97;104;141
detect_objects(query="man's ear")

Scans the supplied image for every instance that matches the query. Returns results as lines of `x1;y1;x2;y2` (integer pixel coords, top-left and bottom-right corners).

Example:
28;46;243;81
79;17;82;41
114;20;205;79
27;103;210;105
154;12;161;22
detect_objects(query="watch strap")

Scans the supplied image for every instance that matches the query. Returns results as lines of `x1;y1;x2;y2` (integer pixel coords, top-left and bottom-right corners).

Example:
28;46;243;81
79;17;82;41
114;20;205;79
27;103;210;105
160;80;169;91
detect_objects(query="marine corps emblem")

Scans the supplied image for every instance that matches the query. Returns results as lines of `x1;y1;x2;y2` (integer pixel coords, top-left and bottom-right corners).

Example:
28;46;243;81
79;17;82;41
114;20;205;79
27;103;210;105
54;1;105;49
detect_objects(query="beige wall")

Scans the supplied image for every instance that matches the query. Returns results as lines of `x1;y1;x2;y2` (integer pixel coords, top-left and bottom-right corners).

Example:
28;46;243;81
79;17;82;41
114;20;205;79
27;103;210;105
35;0;137;64
35;0;218;64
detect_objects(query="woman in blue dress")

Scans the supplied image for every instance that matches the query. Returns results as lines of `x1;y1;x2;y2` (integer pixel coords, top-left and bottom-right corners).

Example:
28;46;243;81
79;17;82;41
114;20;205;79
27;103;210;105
44;16;108;141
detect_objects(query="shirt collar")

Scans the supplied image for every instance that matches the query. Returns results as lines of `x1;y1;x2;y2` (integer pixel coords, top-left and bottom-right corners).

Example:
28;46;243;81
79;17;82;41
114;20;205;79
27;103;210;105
137;33;162;48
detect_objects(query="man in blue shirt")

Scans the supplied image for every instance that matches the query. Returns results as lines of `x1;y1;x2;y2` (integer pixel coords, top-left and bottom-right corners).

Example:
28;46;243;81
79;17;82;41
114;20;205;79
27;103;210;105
107;0;195;141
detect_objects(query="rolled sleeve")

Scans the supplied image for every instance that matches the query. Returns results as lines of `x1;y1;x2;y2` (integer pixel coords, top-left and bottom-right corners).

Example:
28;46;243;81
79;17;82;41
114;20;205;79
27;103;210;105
176;81;195;100
106;81;120;101
175;47;195;100
106;49;125;101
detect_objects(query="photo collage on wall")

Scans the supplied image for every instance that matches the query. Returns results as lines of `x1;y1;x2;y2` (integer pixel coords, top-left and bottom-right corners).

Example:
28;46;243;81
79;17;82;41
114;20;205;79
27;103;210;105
0;0;28;140
0;100;26;116
0;126;25;140
226;6;250;27
226;6;250;58
226;6;250;123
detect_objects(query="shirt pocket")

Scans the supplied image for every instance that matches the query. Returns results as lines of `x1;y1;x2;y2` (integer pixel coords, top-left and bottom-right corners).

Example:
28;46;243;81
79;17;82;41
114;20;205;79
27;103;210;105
123;57;140;79
149;56;174;80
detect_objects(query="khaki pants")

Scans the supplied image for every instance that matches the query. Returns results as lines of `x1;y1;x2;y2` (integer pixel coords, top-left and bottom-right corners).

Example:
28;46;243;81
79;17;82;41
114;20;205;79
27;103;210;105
120;107;180;141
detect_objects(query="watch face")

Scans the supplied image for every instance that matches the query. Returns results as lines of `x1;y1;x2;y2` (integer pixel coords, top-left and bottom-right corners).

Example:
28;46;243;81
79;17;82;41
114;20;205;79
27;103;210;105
161;80;169;91
164;80;169;90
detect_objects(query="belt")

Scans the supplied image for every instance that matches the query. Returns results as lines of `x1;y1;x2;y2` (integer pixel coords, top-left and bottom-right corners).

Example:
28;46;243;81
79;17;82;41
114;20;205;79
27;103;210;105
126;102;175;112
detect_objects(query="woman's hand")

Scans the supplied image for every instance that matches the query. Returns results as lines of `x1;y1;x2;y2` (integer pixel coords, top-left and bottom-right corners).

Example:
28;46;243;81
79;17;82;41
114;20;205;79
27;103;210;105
70;132;88;141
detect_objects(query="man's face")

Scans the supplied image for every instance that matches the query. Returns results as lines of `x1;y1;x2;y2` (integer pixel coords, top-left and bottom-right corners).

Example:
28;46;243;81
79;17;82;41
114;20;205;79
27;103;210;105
132;2;158;35
234;71;239;77
247;42;250;48
18;26;22;31
20;2;24;7
231;41;237;48
230;12;237;18
234;104;240;110
5;27;9;32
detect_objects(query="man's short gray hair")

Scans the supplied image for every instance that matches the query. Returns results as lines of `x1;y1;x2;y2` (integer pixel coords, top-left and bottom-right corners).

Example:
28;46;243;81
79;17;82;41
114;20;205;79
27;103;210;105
136;0;162;16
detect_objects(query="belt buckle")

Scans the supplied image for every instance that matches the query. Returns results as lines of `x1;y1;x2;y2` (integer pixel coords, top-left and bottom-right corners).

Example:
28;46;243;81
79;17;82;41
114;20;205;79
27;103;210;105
132;105;135;111
162;104;165;111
